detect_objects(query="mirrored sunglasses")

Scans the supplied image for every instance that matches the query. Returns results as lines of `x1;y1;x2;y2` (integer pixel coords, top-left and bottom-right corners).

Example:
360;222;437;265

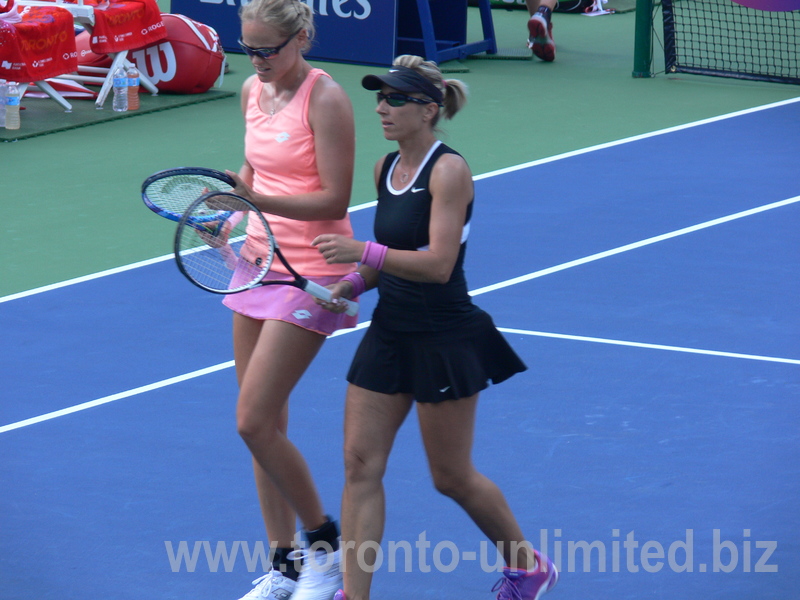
238;29;301;59
376;92;439;108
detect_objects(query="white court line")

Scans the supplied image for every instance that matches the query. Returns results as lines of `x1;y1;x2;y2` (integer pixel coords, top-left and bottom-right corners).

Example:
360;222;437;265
472;96;800;182
3;196;798;434
0;255;174;305
3;100;799;433
498;328;800;366
0;362;234;434
469;195;800;296
0;325;371;434
2;96;798;305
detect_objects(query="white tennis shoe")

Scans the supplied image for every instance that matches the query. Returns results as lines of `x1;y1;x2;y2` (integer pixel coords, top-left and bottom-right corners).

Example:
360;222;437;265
237;570;296;600
289;549;343;600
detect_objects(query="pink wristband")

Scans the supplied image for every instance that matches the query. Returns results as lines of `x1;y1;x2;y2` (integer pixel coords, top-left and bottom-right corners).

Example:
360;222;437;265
340;272;366;298
361;241;388;270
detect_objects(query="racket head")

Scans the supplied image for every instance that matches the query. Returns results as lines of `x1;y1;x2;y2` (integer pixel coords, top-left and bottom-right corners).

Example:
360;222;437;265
142;167;236;222
174;191;275;294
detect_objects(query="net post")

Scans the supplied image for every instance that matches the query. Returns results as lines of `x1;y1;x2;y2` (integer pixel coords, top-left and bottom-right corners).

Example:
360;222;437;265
632;0;654;78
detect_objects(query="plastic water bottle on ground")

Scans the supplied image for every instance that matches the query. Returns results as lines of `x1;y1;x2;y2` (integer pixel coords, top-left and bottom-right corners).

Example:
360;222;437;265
112;67;128;112
5;82;21;130
126;65;140;110
0;79;7;128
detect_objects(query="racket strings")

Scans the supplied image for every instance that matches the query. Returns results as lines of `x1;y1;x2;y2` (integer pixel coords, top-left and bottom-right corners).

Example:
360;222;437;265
146;174;234;217
176;195;272;293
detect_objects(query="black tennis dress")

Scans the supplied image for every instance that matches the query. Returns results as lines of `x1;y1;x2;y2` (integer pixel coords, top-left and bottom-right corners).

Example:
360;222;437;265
346;141;526;403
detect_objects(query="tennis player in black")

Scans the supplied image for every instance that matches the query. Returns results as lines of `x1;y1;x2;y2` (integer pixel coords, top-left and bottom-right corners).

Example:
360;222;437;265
312;55;558;600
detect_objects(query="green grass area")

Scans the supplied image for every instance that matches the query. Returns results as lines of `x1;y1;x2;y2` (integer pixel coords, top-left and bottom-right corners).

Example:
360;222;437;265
1;7;797;297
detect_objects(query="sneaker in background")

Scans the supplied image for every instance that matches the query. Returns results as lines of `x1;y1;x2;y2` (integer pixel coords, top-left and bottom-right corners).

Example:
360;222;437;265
527;13;556;62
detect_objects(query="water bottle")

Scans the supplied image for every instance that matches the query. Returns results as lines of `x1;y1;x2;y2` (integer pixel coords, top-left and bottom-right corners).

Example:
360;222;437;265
126;65;140;110
5;82;20;130
112;67;128;112
0;79;7;128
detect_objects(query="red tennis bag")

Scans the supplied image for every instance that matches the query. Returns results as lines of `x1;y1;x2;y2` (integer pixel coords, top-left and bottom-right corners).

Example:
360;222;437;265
128;13;224;94
76;13;224;94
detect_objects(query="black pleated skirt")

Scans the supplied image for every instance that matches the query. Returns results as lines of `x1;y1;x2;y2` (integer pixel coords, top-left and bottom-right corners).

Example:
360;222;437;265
347;309;527;403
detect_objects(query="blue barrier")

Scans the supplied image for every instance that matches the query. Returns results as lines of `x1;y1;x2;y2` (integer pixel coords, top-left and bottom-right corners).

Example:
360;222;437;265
170;0;496;66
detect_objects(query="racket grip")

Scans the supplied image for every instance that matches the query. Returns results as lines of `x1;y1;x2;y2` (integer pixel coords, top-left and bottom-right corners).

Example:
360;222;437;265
304;280;359;317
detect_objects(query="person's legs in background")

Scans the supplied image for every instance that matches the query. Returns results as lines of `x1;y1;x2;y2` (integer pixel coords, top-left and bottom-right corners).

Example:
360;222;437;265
526;0;557;61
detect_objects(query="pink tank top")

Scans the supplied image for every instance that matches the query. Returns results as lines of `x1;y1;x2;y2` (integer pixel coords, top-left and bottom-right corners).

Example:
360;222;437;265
243;68;354;276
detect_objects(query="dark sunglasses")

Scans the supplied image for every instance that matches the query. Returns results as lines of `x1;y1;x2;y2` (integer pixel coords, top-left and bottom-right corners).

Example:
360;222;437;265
376;92;439;108
238;29;301;59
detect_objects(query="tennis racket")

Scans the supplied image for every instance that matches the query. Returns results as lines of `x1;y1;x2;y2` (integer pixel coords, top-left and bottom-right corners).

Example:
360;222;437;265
175;191;359;317
141;167;236;222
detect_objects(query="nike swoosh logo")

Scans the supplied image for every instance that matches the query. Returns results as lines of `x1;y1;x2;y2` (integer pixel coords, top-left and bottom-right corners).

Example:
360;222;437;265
439;386;451;393
411;187;425;193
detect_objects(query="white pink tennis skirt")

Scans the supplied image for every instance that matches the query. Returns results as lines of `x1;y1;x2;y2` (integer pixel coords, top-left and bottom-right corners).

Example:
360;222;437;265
222;269;358;336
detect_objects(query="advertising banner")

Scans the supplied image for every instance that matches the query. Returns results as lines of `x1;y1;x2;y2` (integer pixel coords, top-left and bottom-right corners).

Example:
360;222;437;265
169;0;397;66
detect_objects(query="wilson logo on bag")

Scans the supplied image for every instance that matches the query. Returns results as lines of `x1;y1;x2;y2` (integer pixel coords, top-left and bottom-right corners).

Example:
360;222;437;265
130;14;224;94
77;13;225;94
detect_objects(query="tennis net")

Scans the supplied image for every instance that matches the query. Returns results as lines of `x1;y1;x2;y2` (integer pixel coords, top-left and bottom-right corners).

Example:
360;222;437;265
634;0;800;85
